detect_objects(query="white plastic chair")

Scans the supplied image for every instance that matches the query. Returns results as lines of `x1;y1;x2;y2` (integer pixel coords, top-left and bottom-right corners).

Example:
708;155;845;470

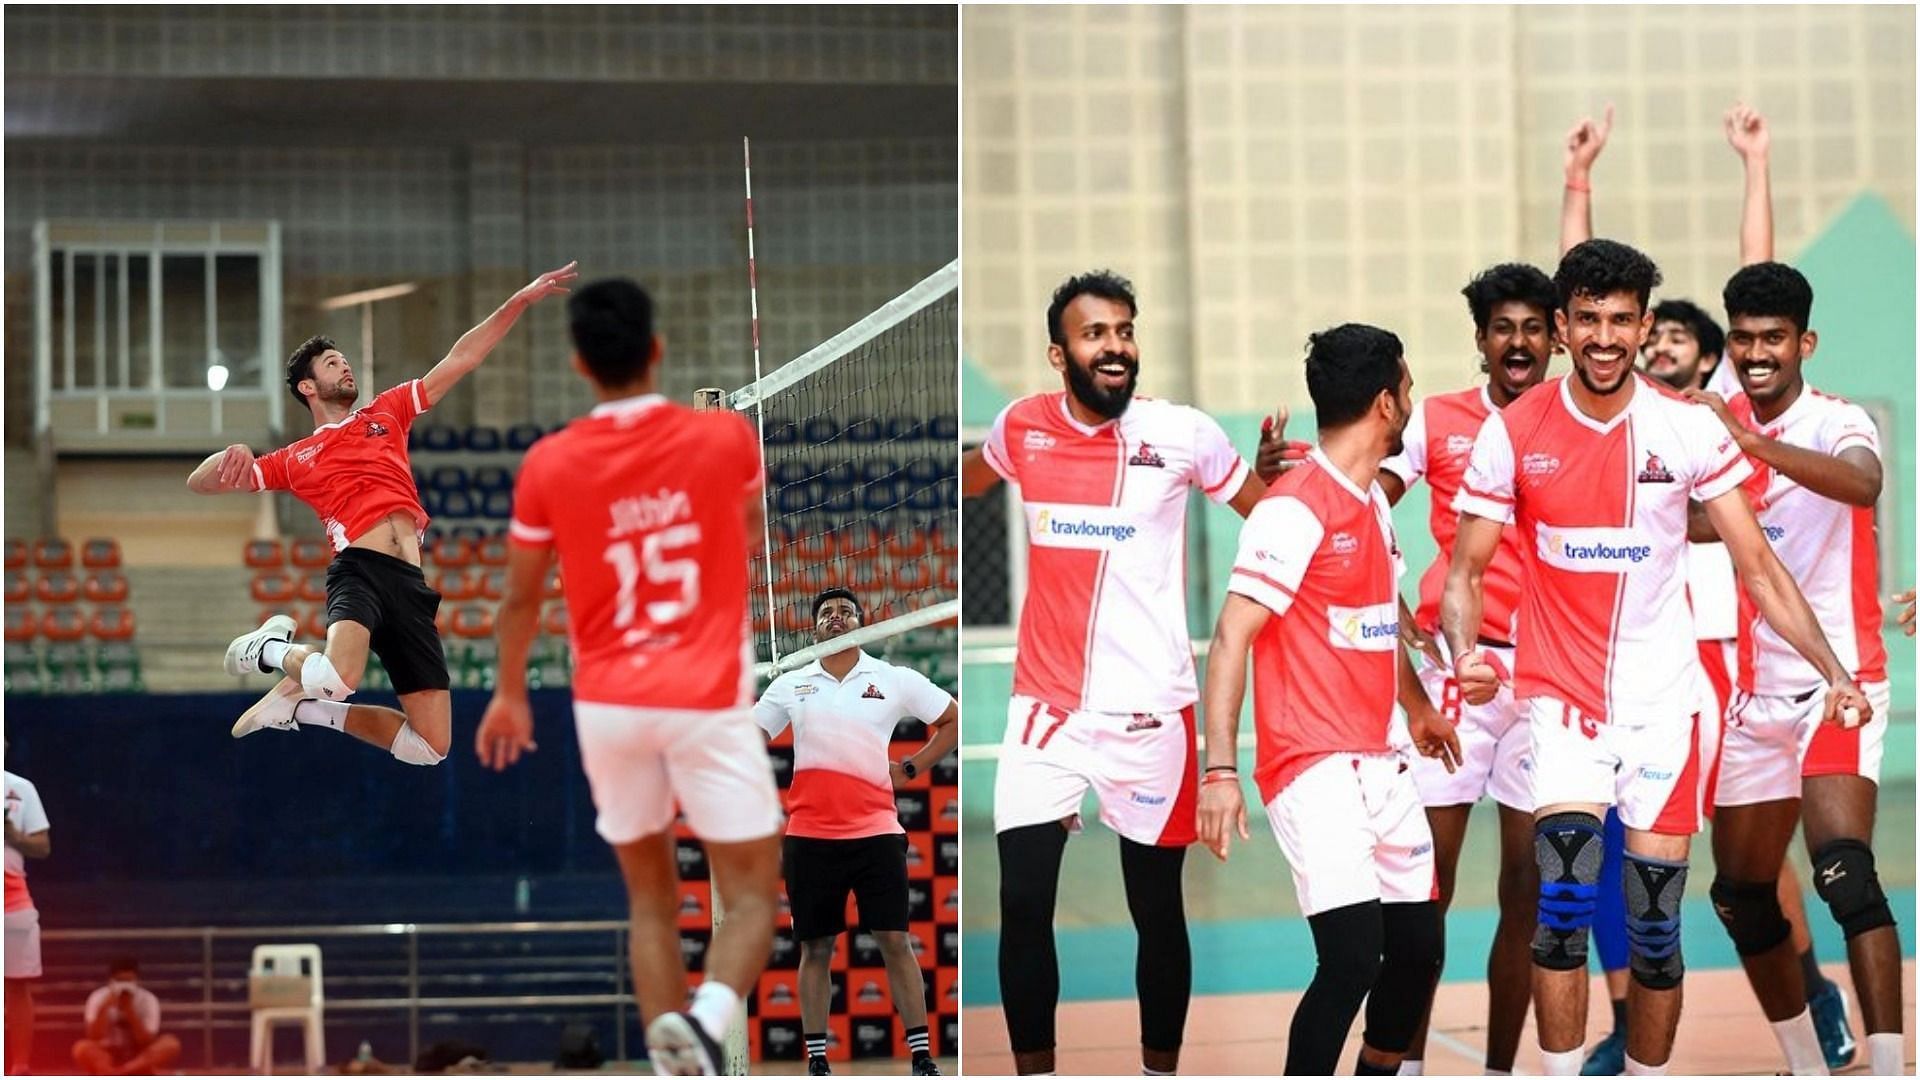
247;943;325;1074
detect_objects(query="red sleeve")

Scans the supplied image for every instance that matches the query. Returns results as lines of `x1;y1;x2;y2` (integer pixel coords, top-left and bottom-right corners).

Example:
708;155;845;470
253;448;291;493
736;414;765;494
507;443;554;548
372;379;430;430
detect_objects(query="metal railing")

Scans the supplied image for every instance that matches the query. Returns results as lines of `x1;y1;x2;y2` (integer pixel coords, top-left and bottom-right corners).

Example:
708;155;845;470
42;919;636;1069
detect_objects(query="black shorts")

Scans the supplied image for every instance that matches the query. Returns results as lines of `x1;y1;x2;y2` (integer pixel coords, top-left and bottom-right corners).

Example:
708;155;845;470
782;834;909;941
325;548;449;696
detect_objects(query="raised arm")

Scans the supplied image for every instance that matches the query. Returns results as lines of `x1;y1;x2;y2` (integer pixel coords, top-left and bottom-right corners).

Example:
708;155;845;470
1724;102;1774;265
1560;104;1613;256
421;261;578;408
186;444;259;494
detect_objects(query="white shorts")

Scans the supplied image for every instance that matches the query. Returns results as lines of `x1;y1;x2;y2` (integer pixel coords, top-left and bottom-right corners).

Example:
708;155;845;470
1529;697;1704;836
5;907;41;979
1716;680;1891;807
992;695;1197;847
1264;752;1436;917
1401;644;1532;811
573;701;784;845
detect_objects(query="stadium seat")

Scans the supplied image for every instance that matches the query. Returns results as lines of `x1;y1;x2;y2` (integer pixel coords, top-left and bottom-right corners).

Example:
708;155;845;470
430;536;474;568
891;562;934;591
449;524;489;544
420;490;444;518
440;490;476;518
475;535;509;567
794;533;835;564
928;415;958;441
429;465;469;494
4;570;29;604
770;460;809;488
505;422;545;451
479;568;507;601
298;573;328;604
803;417;841;445
32;538;73;570
863;479;903;513
472;465;513;493
933;526;956;560
886;529;930;560
95;643;143;693
844;416;885;443
82;570;129;604
775;483;815;516
885;416;922;442
300;607;328;640
41;606;86;643
5;539;26;571
434;568;481;602
289;539;330;570
843;562;885;591
88;606;135;641
836;523;883;559
763;418;799;446
5;607;36;642
819;461;857;493
938;560;957;592
4;639;40;694
905;483;942;511
906;457;944;486
481;491;513;519
528;635;569;689
251;571;298;605
542;605;568;637
465;426;503;452
80;538;122;569
449;604;494;639
245;539;286;569
419;425;461;452
34;572;79;605
779;601;814;634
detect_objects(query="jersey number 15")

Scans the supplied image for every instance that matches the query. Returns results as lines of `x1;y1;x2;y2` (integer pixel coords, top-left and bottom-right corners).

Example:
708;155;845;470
603;523;702;642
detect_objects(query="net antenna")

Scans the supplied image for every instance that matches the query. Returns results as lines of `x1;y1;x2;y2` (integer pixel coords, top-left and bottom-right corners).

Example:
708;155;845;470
742;135;780;674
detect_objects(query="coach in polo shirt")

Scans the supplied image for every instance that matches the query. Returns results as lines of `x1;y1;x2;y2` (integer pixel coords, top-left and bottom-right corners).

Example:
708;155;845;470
755;587;959;1076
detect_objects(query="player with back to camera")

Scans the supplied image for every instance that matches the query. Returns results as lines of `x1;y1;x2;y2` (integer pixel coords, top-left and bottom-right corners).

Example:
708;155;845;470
475;276;784;1077
189;263;577;765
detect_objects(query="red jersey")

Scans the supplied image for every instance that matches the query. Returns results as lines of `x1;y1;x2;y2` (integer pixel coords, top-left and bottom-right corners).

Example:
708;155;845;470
1381;386;1528;644
508;395;762;710
1228;448;1406;802
253;380;431;551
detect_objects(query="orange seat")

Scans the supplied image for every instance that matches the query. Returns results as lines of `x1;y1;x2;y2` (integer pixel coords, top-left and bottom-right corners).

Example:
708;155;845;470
5;608;36;642
298;572;328;604
289;538;331;569
4;539;26;571
890;562;933;592
779;601;814;634
250;571;297;605
34;572;79;605
32;538;73;570
475;536;509;567
301;606;328;640
449;604;494;639
430;536;474;569
80;538;121;570
932;525;956;561
793;533;833;565
885;529;930;561
435;568;480;602
542;605;568;637
88;606;135;641
842;562;885;592
479;568;507;601
836;524;882;559
244;539;285;569
82;571;129;604
4;571;29;604
937;559;957;592
41;606;86;642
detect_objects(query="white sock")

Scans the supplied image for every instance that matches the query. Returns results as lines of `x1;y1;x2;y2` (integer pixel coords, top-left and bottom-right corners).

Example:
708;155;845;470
688;981;740;1044
1540;1048;1583;1076
1622;1054;1667;1076
1397;1060;1424;1076
1769;1008;1827;1075
1141;1068;1172;1077
293;698;349;730
1487;1071;1511;1076
261;639;292;672
1868;1032;1903;1076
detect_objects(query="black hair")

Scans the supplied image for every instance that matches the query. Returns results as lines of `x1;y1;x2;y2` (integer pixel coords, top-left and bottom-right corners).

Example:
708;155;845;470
1553;239;1663;315
1304;324;1405;430
285;336;338;410
108;955;139;977
1046;270;1136;347
812;587;863;623
1722;262;1814;336
567;279;657;388
1650;299;1726;360
1461;263;1558;332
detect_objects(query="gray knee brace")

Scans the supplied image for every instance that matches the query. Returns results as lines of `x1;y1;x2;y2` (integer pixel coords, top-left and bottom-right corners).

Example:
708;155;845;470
1625;852;1687;990
1532;812;1604;970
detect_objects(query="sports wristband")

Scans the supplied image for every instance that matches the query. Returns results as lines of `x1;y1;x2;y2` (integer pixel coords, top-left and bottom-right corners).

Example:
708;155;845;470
1201;773;1239;786
898;758;917;780
1565;178;1591;193
1204;765;1238;774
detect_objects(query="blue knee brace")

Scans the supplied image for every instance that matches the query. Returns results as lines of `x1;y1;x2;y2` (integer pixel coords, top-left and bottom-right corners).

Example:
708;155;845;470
1624;851;1687;990
1533;811;1604;970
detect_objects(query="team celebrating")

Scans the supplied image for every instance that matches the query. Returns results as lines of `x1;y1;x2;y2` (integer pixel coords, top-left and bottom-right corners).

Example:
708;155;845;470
971;103;1904;1076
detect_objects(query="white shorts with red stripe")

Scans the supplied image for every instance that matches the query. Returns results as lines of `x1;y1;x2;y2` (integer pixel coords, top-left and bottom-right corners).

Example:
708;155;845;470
1264;752;1436;917
992;694;1198;847
1403;645;1532;811
1715;680;1891;807
1528;697;1704;836
573;701;785;845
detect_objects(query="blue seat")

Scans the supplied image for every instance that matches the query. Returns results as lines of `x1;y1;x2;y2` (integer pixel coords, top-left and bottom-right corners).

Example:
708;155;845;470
817;462;856;494
429;466;469;493
859;458;901;485
885;416;922;442
420;425;462;452
822;488;856;514
862;479;903;513
764;418;800;446
421;490;445;517
776;484;814;516
412;466;429;493
465;426;502;452
906;458;943;485
906;484;942;511
803;417;840;445
844;416;884;443
441;490;476;518
482;491;513;519
770;461;809;488
471;466;514;493
928;415;958;441
505;423;545;451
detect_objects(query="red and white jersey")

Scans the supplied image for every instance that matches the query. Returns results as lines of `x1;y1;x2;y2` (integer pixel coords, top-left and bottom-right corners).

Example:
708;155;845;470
983;392;1251;714
1687;542;1738;641
509;394;762;711
1454;375;1752;724
1381;386;1527;644
254;380;432;552
1228;448;1406;803
1727;387;1885;695
754;650;955;840
4;771;48;914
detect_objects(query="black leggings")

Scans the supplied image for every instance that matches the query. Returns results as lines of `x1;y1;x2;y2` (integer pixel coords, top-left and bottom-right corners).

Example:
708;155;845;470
1286;900;1442;1075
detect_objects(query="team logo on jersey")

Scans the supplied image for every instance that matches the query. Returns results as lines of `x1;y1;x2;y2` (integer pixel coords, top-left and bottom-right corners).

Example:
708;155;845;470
1127;443;1166;468
1028;505;1137;548
1538;527;1654;571
1522;452;1561;477
794;684;818;697
1761;524;1786;542
1023;430;1056;453
1125;713;1163;732
1636;451;1675;484
1330;532;1359;555
364;420;391;438
295;444;323;465
1129;791;1168;806
1445;433;1475;458
861;683;885;700
1327;602;1399;652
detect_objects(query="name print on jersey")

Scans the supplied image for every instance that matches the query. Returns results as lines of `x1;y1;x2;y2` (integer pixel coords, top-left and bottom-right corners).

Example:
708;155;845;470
1027;505;1139;547
1536;527;1655;571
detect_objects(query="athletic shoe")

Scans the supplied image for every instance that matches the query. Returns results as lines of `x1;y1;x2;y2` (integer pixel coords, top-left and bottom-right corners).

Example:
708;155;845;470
224;614;296;677
232;677;304;738
807;1056;832;1076
911;1056;941;1075
1809;981;1857;1070
646;1010;724;1076
1579;1029;1626;1075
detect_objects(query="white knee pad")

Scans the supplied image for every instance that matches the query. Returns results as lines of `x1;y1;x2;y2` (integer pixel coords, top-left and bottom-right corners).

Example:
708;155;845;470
301;654;355;701
389;725;446;766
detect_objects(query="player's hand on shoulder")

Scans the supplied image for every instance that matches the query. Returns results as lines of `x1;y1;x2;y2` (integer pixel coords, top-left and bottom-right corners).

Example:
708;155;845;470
1254;405;1310;485
1681;387;1743;439
475;692;538;770
218;444;256;490
1453;650;1501;707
